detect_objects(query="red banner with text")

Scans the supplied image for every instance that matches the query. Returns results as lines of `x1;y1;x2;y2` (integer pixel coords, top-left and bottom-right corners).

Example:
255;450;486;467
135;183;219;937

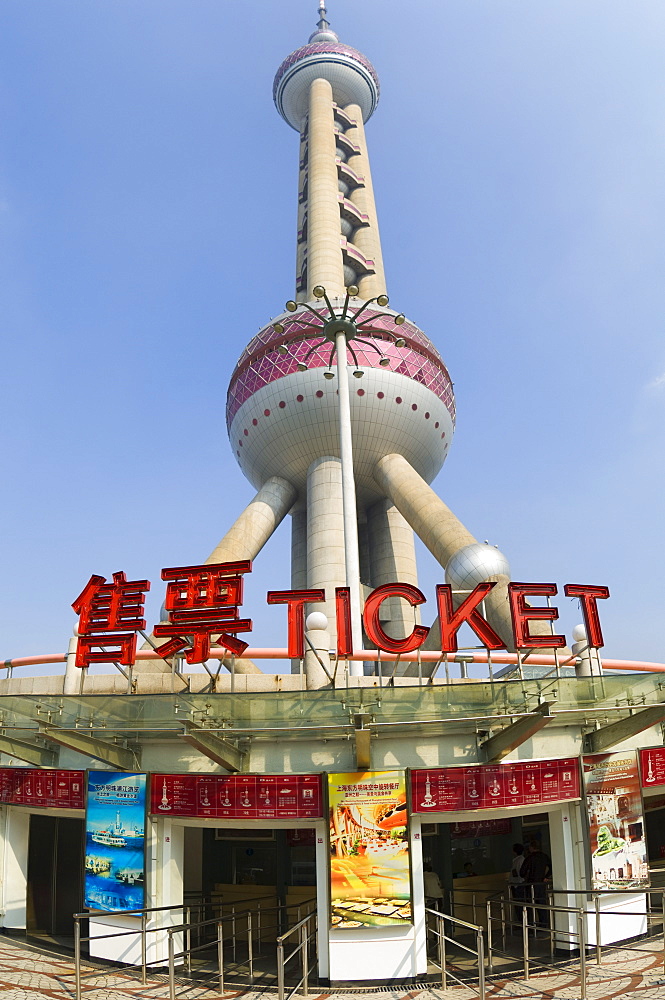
640;746;665;788
411;758;580;813
149;773;322;819
0;768;85;809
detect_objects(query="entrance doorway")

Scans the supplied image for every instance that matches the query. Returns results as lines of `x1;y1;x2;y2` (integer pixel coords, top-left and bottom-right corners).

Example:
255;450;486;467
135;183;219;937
180;824;318;987
26;814;84;945
422;813;552;927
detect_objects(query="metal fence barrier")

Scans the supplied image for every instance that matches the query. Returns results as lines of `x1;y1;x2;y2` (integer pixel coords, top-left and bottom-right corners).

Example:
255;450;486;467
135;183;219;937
276;909;317;1000
73;893;314;999
487;885;665;1000
425;905;486;1000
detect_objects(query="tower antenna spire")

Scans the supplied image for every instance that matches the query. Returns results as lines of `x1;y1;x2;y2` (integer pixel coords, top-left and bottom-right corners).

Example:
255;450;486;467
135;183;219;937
317;0;330;32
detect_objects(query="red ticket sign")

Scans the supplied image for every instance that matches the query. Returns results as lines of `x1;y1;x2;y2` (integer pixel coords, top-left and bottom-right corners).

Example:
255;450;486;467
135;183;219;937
411;758;580;813
640;747;665;788
0;768;85;809
149;773;323;819
450;818;511;839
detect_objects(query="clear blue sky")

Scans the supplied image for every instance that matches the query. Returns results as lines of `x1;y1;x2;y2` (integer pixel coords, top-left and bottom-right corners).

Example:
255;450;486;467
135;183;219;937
1;1;664;668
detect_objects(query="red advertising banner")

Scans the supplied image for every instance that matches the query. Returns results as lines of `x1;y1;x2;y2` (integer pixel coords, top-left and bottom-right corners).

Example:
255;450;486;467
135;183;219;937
149;773;322;819
0;768;85;809
640;746;665;788
411;758;580;813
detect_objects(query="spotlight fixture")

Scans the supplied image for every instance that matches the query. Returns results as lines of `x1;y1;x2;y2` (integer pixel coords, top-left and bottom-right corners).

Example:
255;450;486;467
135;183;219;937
395;337;406;348
323;370;335;380
285;300;298;312
347;284;359;296
273;322;285;334
352;370;364;379
277;344;289;354
297;362;308;371
376;294;389;307
379;357;390;366
394;314;405;326
312;285;326;298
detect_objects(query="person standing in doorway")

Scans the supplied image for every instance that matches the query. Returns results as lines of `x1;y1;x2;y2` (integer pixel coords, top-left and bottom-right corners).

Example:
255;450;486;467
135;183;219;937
519;839;551;929
509;843;525;885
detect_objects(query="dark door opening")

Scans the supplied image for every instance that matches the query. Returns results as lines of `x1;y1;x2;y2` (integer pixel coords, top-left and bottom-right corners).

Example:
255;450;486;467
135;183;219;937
26;814;84;946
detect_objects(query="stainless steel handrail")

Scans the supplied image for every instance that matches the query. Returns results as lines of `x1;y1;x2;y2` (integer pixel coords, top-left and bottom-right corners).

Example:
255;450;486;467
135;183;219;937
425;905;486;1000
165;898;316;1000
487;884;665;1000
73;900;205;1000
276;909;317;1000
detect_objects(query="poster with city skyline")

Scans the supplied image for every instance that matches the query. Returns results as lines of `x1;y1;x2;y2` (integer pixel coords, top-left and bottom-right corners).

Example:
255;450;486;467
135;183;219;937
84;771;147;912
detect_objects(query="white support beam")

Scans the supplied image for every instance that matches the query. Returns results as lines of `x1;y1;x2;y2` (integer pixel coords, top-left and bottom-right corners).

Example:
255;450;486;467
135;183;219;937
179;723;245;772
39;725;137;770
584;705;665;754
481;702;554;762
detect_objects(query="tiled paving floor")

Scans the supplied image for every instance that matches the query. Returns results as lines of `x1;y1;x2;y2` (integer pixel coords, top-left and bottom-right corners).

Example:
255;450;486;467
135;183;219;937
0;935;662;1000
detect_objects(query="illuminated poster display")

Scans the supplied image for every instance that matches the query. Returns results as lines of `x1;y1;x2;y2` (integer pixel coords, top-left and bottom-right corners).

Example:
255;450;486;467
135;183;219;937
329;770;411;929
84;771;147;912
583;751;648;890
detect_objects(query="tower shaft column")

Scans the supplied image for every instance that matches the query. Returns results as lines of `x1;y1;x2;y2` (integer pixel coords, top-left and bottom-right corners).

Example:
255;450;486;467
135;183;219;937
367;499;420;637
306;456;346;655
307;78;346;297
344;103;386;298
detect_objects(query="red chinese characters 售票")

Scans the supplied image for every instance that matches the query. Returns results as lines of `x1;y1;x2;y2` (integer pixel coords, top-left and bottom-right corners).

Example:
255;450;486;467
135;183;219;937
154;560;253;663
72;571;150;668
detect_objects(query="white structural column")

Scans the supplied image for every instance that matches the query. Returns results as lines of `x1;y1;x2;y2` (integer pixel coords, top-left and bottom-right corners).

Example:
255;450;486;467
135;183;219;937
344;103;387;298
1;807;30;929
367;499;420;665
336;332;363;663
291;506;309;673
307;456;347;659
307;78;346;297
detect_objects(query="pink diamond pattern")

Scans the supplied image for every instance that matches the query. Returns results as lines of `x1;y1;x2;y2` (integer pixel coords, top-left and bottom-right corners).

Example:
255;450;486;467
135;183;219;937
227;309;456;429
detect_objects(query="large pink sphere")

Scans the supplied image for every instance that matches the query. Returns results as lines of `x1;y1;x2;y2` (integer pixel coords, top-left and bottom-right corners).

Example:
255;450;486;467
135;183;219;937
227;303;455;504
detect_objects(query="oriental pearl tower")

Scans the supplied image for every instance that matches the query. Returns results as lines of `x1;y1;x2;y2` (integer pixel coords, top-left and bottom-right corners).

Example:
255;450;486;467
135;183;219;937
204;4;518;678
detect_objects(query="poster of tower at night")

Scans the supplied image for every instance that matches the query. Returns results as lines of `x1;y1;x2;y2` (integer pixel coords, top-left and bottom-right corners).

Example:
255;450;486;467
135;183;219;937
84;771;147;912
329;770;411;928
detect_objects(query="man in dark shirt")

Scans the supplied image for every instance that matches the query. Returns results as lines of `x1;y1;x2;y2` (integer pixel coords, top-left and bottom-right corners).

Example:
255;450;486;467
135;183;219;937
518;840;551;928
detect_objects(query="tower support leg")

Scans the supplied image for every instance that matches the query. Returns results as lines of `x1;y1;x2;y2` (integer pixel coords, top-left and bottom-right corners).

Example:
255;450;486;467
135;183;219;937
374;453;516;649
138;476;297;675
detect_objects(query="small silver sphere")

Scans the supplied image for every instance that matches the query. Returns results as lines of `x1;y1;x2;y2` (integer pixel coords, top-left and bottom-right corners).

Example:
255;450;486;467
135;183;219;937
445;543;510;591
306;611;329;632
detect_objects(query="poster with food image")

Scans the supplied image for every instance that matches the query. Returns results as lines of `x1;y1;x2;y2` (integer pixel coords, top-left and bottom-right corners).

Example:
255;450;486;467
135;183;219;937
583;751;649;890
329;770;411;929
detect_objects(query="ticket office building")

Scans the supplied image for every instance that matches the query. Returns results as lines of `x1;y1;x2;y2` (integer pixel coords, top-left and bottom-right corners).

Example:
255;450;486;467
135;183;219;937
0;673;663;983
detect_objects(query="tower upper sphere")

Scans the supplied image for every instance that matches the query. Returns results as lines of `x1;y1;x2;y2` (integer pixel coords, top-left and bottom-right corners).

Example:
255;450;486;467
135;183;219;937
273;3;379;130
